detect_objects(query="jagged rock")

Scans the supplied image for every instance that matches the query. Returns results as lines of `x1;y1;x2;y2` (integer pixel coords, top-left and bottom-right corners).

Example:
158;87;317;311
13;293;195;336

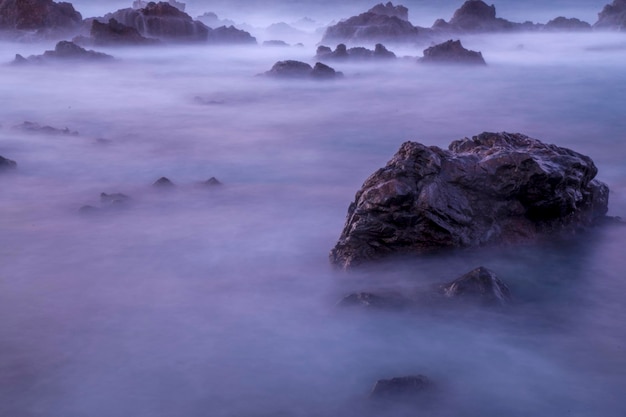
14;121;78;135
320;8;423;44
203;177;222;186
370;375;433;400
133;0;185;11
594;0;626;30
420;39;486;65
208;25;256;44
13;41;113;64
153;176;174;187
338;291;411;309
316;43;396;61
103;2;209;41
196;12;235;28
0;155;17;170
435;0;529;33
440;267;511;305
89;18;160;45
0;0;82;36
263;40;289;47
368;2;409;21
264;60;342;79
544;17;591;31
330;132;610;269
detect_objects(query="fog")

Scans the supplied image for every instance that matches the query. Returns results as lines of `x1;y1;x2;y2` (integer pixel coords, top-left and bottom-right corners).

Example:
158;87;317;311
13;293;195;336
1;4;626;416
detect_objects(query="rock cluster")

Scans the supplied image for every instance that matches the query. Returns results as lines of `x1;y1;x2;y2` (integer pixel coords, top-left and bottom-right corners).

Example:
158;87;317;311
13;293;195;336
330;132;609;269
13;41;113;64
264;60;342;79
368;2;410;21
316;43;396;61
419;39;486;65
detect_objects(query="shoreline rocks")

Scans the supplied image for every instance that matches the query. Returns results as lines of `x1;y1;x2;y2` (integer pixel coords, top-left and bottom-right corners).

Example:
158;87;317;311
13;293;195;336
419;39;486;65
13;41;113;64
264;60;343;79
330;132;610;269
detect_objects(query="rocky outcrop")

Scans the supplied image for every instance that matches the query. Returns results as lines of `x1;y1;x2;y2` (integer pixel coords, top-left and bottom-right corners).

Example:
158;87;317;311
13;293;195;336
440;266;511;305
0;155;17;171
0;0;82;36
544;17;591;31
195;12;236;28
368;2;409;21
419;39;486;65
330;132;610;269
153;176;175;187
208;25;256;44
316;43;396;61
13;120;79;135
594;0;626;30
87;18;160;45
264;60;342;79
370;375;433;400
133;0;185;11
433;0;531;33
320;8;424;45
13;41;113;64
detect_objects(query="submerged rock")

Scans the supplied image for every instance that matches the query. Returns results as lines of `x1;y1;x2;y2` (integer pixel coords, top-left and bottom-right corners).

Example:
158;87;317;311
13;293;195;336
420;39;486;65
330;132;610;269
440;266;511;305
0;155;17;170
594;0;626;30
370;375;433;400
14;121;78;135
13;41;113;64
100;192;130;206
264;60;342;79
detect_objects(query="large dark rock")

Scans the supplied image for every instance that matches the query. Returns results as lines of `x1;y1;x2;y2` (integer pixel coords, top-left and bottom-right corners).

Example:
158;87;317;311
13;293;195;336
0;155;17;171
13;41;113;64
208;25;256;44
0;0;82;35
330;132;610;269
89;18;160;45
435;0;529;33
370;375;433;400
316;43;396;61
368;2;409;21
321;9;423;45
264;60;342;79
440;266;511;305
420;39;486;65
594;0;626;30
544;17;591;32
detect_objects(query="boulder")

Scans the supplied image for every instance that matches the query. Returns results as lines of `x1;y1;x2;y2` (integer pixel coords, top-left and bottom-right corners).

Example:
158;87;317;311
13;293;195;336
420;39;486;65
13;41;113;64
367;2;409;21
330;132;610;269
370;375;433;400
0;0;82;35
544;17;591;31
440;266;511;305
594;0;626;30
264;60;342;79
89;18;160;45
0;155;17;170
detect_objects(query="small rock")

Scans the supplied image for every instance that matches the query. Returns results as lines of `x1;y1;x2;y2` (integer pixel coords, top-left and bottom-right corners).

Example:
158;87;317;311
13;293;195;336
0;155;17;171
100;192;130;205
370;375;433;400
153;176;175;187
338;291;411;309
203;177;222;186
14;121;78;136
420;39;486;65
440;266;511;305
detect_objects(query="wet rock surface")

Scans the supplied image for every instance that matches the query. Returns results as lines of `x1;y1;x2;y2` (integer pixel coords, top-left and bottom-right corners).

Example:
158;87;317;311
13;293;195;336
420;39;486;65
330;132;610;269
440;266;511;305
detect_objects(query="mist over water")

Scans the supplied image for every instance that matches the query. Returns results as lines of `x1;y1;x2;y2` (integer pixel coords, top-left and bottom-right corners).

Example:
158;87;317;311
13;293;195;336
1;5;626;417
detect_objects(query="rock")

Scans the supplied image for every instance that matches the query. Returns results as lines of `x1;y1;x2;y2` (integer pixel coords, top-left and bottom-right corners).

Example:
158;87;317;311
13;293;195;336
0;0;82;36
196;12;236;28
153;176;175;187
263;40;290;47
0;155;17;170
338;291;411;309
133;0;185;11
435;0;528;33
264;60;342;79
370;375;433;400
440;267;511;305
103;1;209;42
330;132;610;269
14;121;78;135
78;204;99;214
368;2;409;21
316;43;396;61
208;25;256;44
544;17;591;31
320;8;424;45
89;18;160;45
13;41;113;64
100;192;130;205
594;0;626;30
203;177;222;186
420;39;486;65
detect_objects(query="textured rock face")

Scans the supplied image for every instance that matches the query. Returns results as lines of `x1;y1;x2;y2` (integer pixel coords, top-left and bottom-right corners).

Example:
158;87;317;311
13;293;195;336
321;11;422;44
440;267;511;305
14;41;113;64
594;0;626;30
0;0;82;31
330;132;610;269
90;18;159;45
420;39;486;65
440;0;522;32
368;2;409;21
544;17;591;31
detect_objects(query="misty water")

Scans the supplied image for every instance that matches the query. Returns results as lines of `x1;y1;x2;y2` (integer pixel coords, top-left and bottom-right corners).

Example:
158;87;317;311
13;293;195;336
2;11;626;417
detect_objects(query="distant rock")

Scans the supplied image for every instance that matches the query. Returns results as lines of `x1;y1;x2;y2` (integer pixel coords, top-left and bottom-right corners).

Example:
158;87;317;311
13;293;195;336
316;43;396;61
265;22;306;38
13;41;113;64
0;0;82;38
0;155;17;171
153;176;175;187
594;0;626;30
87;18;160;45
203;177;222;186
544;17;591;31
196;12;236;28
330;132;610;269
264;60;342;79
420;39;486;65
100;192;130;206
208;25;256;44
368;2;409;21
338;291;411;309
434;0;532;33
370;375;433;400
263;40;290;47
440;267;511;305
14;121;78;135
133;0;185;11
